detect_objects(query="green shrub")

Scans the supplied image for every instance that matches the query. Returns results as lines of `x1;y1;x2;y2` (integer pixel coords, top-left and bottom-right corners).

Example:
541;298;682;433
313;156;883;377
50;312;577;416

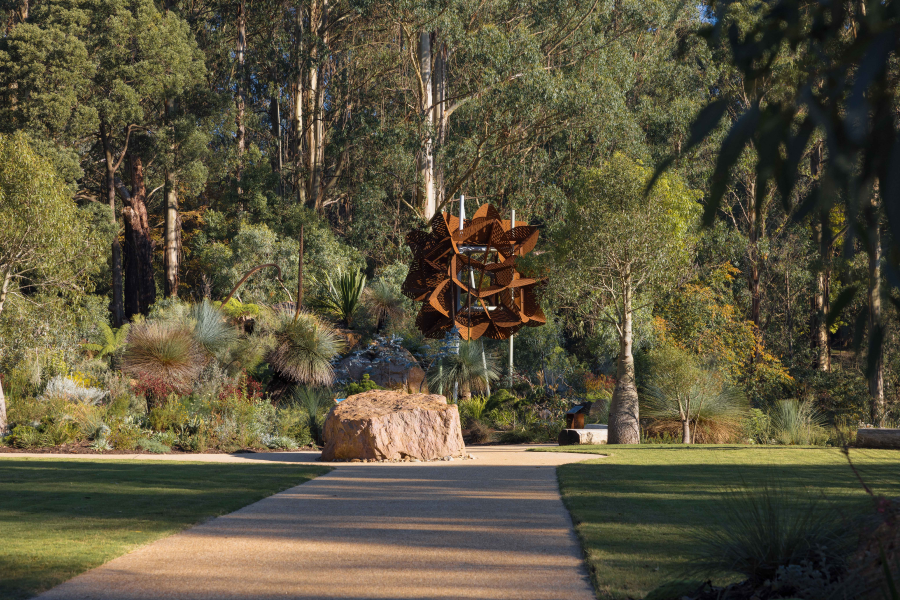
499;427;542;444
5;424;42;448
342;374;381;396
274;403;313;446
459;396;489;424
746;408;770;444
137;438;171;453
769;400;828;446
107;419;144;450
466;419;493;444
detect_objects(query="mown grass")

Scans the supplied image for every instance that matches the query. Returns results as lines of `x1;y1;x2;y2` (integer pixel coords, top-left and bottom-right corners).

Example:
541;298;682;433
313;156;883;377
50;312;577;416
0;459;329;600
541;445;900;599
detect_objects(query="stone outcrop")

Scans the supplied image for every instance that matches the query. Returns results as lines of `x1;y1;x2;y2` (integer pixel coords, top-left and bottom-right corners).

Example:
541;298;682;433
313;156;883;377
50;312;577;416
320;390;465;461
856;428;900;449
333;337;427;393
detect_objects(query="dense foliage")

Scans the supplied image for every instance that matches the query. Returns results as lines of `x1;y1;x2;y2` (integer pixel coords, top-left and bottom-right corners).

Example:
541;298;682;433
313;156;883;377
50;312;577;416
1;0;898;446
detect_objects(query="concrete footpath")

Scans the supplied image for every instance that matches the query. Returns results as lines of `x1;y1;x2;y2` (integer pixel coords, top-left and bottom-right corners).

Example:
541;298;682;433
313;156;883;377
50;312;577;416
20;446;598;600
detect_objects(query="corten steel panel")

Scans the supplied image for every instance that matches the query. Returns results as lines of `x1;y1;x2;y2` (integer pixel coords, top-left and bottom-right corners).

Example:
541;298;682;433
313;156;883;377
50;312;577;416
402;205;546;340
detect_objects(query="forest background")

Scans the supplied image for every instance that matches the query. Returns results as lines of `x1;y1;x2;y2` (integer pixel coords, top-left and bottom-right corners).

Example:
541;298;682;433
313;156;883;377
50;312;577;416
0;0;895;439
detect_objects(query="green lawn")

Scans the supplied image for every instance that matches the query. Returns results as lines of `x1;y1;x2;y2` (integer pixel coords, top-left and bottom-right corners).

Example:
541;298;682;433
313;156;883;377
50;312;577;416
0;459;329;600
543;445;900;599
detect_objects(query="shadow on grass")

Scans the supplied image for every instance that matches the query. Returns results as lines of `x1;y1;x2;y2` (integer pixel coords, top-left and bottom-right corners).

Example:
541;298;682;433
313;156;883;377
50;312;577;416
0;460;328;600
556;449;900;600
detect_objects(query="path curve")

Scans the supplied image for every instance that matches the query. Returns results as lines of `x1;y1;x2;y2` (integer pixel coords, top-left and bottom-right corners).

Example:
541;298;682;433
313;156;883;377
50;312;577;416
29;446;597;600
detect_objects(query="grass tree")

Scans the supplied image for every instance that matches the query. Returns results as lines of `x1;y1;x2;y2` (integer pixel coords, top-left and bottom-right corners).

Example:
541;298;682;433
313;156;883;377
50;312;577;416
553;154;699;444
642;344;748;444
428;340;500;401
268;311;346;386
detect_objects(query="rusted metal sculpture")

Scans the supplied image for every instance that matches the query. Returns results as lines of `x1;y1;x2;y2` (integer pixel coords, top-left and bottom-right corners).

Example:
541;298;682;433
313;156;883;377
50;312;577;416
402;203;545;340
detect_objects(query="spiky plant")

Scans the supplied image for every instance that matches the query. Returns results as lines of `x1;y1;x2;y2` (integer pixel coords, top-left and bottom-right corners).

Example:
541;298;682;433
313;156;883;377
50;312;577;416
190;299;239;359
364;279;404;332
268;312;346;385
293;386;332;445
121;321;205;390
688;483;852;585
769;399;828;445
428;340;500;401
320;268;366;328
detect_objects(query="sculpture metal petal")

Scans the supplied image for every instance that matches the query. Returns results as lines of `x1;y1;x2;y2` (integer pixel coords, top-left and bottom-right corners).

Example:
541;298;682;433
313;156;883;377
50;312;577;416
402;204;544;340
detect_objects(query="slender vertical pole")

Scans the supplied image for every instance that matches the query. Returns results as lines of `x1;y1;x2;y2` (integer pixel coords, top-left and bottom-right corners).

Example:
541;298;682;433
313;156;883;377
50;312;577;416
509;209;515;389
294;225;304;321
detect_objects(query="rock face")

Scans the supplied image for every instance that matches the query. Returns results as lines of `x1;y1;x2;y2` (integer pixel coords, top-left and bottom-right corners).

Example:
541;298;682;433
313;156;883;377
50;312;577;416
333;338;427;393
321;390;465;461
857;428;900;449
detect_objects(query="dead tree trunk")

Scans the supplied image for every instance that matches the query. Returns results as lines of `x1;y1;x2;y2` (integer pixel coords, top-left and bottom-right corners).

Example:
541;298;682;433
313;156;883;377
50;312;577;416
120;155;156;318
100;121;125;327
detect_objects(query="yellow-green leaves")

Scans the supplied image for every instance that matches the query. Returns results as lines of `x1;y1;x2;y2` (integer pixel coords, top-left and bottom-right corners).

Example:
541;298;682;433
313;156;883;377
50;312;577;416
0;132;104;311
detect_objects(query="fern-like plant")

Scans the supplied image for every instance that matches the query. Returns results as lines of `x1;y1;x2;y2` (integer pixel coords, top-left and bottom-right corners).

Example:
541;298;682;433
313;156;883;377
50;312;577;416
83;323;130;365
320;268;366;328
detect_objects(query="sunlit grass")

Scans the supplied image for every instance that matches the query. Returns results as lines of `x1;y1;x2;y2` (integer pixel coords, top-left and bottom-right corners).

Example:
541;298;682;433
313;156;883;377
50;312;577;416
0;459;329;600
541;445;900;599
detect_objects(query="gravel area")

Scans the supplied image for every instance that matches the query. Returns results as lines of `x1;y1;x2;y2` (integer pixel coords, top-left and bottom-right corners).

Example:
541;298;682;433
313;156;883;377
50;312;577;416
29;445;597;600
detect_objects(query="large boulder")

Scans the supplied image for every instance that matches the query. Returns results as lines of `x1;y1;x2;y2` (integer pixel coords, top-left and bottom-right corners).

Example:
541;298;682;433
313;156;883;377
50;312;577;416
320;390;465;461
334;337;427;393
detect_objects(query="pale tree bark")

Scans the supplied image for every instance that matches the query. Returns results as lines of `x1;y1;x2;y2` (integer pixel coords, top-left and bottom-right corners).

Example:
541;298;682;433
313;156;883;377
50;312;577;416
163;97;180;298
0;268;12;315
0;373;6;434
235;0;247;192
810;143;831;371
306;0;328;211
747;185;762;328
609;271;640;444
164;167;180;297
866;195;885;425
100;121;125;327
681;413;691;445
418;31;436;220
270;95;283;196
290;9;306;207
432;39;448;212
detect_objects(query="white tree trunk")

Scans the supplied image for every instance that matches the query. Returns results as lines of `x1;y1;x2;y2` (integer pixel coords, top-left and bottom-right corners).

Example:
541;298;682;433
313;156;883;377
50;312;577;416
609;274;640;444
235;0;246;192
164;168;180;297
418;31;436;220
867;196;884;425
0;375;6;434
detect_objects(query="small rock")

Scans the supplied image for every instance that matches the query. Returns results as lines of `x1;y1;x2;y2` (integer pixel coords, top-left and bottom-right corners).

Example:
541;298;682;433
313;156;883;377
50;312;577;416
351;459;362;463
